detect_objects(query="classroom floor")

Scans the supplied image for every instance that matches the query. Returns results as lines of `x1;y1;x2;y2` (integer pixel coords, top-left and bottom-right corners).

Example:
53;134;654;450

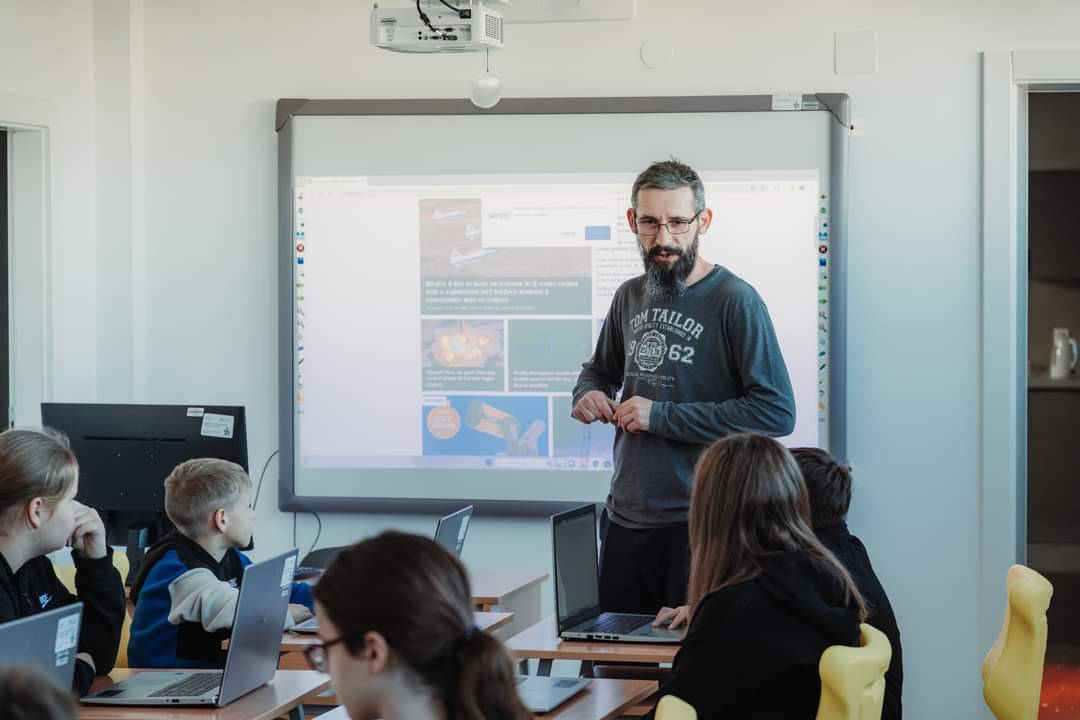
1042;647;1080;718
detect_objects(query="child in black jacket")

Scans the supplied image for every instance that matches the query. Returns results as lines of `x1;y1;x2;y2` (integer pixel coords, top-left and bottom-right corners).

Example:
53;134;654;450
791;447;903;720
0;429;126;696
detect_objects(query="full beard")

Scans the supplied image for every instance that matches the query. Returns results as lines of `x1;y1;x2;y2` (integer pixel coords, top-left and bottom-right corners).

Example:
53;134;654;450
641;234;699;302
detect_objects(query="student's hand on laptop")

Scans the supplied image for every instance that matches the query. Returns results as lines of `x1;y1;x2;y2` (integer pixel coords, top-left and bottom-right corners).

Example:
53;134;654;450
70;501;108;560
288;604;313;624
75;652;96;673
653;605;691;630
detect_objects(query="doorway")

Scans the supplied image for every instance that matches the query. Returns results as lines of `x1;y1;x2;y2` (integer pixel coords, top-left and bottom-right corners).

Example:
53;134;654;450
1026;89;1080;676
982;53;1080;717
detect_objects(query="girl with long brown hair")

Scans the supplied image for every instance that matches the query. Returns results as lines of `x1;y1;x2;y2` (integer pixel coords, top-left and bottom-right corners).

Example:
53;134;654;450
652;433;867;718
309;531;532;720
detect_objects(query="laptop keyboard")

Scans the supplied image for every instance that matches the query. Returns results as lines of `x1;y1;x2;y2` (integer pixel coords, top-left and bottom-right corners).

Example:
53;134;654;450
148;672;223;698
591;614;648;635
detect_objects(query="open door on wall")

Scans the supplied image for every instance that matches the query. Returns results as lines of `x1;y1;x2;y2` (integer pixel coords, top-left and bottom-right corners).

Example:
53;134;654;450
1026;90;1080;657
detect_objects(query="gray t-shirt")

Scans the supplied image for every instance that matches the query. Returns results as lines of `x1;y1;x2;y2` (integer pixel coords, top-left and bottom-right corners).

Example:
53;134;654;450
572;265;796;528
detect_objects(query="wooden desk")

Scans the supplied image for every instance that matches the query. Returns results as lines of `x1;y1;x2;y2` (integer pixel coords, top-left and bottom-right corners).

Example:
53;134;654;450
313;678;658;720
470;571;547;637
471;572;547;610
276;611;515;670
506;617;680;676
292;570;545;636
80;669;329;720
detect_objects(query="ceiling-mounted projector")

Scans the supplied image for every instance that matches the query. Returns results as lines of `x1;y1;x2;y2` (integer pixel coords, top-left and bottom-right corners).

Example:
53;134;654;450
371;0;507;53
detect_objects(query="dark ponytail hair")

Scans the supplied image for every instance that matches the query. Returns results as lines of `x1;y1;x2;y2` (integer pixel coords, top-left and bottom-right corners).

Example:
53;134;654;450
314;531;531;720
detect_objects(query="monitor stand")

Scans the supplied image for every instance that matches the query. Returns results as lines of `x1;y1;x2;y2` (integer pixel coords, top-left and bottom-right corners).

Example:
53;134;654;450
125;524;152;585
102;511;173;585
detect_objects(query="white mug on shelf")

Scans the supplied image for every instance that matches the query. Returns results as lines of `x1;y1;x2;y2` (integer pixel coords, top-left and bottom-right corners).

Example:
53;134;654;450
1050;327;1078;380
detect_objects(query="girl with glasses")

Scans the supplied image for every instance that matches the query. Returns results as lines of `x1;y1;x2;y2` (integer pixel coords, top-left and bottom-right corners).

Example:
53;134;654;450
306;531;531;720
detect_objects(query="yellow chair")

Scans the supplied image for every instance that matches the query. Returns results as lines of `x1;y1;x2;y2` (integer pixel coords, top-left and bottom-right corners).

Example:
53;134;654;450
816;623;892;720
53;550;133;669
654;694;697;720
982;564;1054;720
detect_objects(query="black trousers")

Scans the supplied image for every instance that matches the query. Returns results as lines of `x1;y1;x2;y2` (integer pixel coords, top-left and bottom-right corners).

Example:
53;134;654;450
598;509;690;615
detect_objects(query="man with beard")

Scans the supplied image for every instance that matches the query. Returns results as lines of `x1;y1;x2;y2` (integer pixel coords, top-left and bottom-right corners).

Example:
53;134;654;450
572;159;796;615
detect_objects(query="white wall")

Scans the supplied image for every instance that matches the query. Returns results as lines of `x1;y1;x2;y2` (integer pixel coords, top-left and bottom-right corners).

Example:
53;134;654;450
1;0;98;403
8;1;1080;716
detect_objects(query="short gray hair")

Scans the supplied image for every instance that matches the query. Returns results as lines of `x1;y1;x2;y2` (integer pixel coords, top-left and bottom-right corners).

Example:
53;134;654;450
631;158;706;214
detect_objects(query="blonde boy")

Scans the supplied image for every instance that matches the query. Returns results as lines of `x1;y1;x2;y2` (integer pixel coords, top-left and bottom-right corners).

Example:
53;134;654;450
127;459;313;668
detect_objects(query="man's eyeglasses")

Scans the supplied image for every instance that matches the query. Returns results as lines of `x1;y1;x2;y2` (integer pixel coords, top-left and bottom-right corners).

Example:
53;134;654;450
633;211;702;237
304;636;347;673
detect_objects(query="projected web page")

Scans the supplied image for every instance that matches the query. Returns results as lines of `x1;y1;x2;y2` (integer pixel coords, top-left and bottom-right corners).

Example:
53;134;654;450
293;172;823;473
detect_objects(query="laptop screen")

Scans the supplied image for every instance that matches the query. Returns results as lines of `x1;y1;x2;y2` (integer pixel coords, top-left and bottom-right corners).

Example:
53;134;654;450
434;505;473;557
553;505;601;627
0;603;82;690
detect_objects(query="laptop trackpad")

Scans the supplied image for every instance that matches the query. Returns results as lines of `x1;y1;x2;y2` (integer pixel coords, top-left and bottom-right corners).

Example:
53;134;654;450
630;624;684;641
101;672;190;698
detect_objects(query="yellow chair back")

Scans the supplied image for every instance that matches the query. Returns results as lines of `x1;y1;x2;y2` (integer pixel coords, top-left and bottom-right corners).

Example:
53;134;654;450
982;564;1053;720
52;550;132;669
816;623;892;720
655;694;697;720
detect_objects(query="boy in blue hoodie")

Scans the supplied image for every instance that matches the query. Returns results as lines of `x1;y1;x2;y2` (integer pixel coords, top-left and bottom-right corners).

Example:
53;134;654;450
127;458;313;668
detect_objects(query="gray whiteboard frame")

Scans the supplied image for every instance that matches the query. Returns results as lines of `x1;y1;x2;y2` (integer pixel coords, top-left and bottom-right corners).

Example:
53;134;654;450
276;94;851;516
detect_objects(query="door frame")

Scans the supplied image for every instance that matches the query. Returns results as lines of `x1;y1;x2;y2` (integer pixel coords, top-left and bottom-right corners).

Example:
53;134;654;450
981;50;1080;657
0;93;56;427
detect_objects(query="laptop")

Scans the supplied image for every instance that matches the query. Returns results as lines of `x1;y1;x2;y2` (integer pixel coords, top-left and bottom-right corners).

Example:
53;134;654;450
433;504;474;557
82;549;299;707
553;504;683;643
0;603;83;689
516;676;590;712
293;507;473;634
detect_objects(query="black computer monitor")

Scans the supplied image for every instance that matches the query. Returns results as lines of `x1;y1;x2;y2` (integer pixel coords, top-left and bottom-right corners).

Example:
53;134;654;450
40;403;248;579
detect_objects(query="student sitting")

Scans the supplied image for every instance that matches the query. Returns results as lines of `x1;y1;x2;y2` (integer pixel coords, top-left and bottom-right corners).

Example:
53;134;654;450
127;458;314;668
791;447;903;720
652;433;867;719
0;665;78;720
309;531;531;720
0;429;125;696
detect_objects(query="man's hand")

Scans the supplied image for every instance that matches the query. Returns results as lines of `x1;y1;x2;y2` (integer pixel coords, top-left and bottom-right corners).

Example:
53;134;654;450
70;501;108;560
653;605;691;630
288;604;313;624
614;396;653;433
572;390;616;424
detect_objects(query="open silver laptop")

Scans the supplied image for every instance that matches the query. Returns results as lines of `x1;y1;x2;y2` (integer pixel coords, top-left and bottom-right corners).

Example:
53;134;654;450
433;504;473;557
294;507;473;634
554;504;682;643
82;549;299;707
0;602;83;689
516;676;590;712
